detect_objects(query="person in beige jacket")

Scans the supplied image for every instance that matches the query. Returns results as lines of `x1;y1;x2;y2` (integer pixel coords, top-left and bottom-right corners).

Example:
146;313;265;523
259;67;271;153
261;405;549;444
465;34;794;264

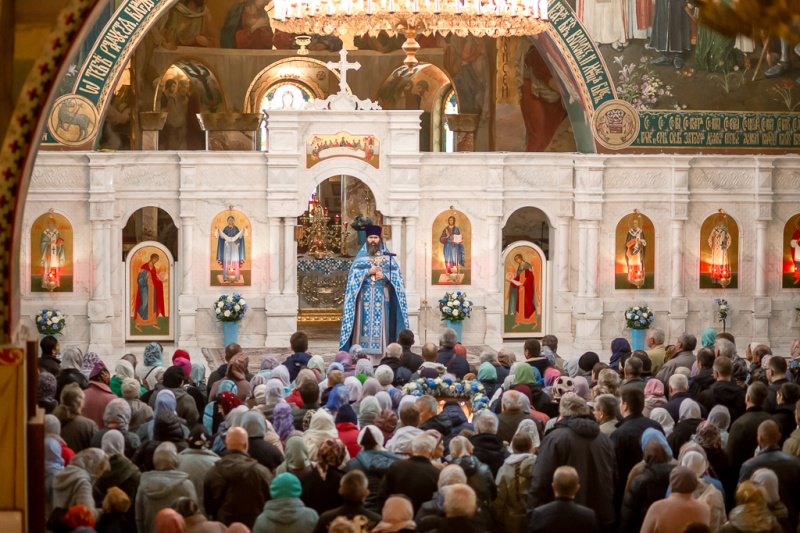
640;466;710;533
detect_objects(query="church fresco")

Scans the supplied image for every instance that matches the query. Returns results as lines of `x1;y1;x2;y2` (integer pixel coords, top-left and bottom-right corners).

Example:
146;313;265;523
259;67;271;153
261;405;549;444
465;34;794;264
502;241;546;338
432;209;471;286
783;214;800;289
210;209;251;286
30;211;73;293
699;211;739;290
126;243;173;341
615;210;655;290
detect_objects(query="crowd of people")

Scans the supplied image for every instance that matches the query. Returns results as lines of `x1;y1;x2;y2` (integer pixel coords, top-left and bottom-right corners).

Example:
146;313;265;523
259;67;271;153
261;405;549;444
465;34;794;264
36;327;800;533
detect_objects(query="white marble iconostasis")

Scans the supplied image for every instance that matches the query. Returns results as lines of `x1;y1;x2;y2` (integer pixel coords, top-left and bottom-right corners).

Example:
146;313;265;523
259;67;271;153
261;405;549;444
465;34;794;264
17;110;800;358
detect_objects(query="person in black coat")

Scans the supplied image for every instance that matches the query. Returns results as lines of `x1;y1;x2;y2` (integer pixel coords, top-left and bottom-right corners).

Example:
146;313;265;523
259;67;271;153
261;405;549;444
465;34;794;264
241;411;284;471
610;388;663;497
619;440;675;533
38;335;62;377
313;470;382;533
726;382;774;477
529;395;617;529
772;382;800;446
689;348;716;398
528;465;600;533
697;356;746;423
378;432;441;515
398;329;423;374
738;419;800;531
282;332;312;382
667;399;704;458
417;395;454;445
346;427;401;514
436;329;469;379
468;413;508;477
663;374;709;422
765;355;790;413
436;483;486;533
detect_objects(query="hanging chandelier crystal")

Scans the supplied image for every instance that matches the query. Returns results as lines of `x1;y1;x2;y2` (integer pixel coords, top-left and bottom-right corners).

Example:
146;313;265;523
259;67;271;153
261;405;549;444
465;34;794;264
271;0;550;66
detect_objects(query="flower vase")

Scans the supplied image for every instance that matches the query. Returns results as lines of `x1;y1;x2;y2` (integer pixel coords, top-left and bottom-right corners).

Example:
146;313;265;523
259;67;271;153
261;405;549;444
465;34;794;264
631;328;647;351
222;321;239;347
356;230;366;245
446;319;463;343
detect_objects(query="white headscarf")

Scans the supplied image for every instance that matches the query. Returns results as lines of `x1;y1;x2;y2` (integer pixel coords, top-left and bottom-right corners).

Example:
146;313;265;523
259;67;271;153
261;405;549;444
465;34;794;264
345;377;362;403
375;365;394;390
376;391;393;411
358;425;385;449
60;347;83;371
650;407;675;436
681;450;708;478
265;379;285;406
101;429;125;456
114;359;135;381
303;409;340;462
679;399;702;421
514;418;541;450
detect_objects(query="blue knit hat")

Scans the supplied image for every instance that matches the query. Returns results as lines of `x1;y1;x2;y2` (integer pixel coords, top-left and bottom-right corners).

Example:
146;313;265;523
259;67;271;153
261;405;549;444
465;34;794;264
270;472;302;499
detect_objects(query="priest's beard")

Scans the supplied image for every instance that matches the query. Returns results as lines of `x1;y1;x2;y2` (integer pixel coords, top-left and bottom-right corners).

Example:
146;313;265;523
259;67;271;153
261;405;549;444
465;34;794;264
367;242;381;256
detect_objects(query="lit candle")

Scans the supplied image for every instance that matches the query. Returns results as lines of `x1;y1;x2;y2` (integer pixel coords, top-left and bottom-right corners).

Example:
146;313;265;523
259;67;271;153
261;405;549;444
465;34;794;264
367;0;373;14
434;0;440;12
475;0;481;14
455;0;461;14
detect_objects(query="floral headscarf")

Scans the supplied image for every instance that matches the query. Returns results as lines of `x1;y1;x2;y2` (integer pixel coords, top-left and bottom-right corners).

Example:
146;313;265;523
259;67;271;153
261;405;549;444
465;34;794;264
39;372;57;401
708;405;731;432
248;374;270;400
217;391;242;415
260;357;280;372
316;438;346;479
272;401;295;441
143;342;163;367
349;344;365;364
694;420;722;449
60;347;84;371
374;410;398;443
552;376;575;399
80;352;101;379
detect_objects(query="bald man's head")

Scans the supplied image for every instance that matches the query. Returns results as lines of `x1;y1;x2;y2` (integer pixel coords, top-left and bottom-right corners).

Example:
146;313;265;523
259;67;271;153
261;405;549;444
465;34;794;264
757;419;781;448
552;465;580;498
443;484;477;518
226;426;249;452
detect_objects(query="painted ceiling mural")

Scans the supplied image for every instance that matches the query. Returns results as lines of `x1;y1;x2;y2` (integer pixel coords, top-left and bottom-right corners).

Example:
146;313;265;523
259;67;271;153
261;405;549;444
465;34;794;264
35;0;799;154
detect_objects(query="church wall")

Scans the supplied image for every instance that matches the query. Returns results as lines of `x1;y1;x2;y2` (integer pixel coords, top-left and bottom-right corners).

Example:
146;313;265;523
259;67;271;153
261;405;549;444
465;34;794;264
20;150;800;358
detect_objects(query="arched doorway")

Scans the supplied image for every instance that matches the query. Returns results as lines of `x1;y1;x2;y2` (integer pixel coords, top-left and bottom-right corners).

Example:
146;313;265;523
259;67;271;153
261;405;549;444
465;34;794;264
122;206;179;262
296;175;383;337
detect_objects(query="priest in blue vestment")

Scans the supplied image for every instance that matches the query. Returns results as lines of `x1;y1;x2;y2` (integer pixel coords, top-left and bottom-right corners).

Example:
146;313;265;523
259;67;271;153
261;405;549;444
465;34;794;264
340;225;409;357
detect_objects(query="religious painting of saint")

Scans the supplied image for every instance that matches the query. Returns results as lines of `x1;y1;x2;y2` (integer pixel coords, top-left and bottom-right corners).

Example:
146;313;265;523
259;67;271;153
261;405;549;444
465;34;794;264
700;211;738;289
30;211;73;292
431;209;471;285
782;214;800;288
615;211;655;289
210;209;251;286
126;243;173;341
502;241;546;338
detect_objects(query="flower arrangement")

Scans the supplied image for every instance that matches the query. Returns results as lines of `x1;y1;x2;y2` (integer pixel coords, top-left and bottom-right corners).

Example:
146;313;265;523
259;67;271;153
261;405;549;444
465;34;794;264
215;294;247;323
613;56;675;110
401;377;490;414
351;215;373;231
439;291;473;322
625;305;654;330
715;298;729;332
35;309;65;335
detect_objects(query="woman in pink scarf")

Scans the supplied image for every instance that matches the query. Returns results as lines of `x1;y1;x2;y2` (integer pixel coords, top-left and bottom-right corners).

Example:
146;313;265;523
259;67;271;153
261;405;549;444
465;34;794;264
643;378;668;417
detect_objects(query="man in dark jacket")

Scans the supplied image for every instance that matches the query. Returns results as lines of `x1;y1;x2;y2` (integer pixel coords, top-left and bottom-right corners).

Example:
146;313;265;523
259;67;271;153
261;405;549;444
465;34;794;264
773;383;800;445
314;470;381;533
204;427;273;528
379;343;412;386
698;356;746;422
147;366;200;428
664;374;708;421
38;335;61;376
436;329;468;378
529;395;616;529
469;413;509;477
738;420;800;531
435;484;484;533
292;381;320;430
207;343;246;393
417;395;453;442
655;332;697;384
282;332;312;382
726;381;774;477
765;355;790;413
689;348;716;398
398;329;423;374
529;465;600;533
497;390;533;443
524;338;550;377
440;401;474;446
610;388;663;501
378;433;441;514
619;357;646;395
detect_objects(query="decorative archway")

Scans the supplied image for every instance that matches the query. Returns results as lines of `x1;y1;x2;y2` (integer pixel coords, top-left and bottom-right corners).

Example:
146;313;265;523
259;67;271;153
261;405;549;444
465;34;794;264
244;57;348;113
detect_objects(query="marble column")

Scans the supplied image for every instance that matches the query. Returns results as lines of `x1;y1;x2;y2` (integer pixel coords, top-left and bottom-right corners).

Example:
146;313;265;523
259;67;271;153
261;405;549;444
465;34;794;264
283;218;297;296
671;220;685;299
668;159;690;339
484;215;504;347
585;221;599;299
178;205;197;348
405;217;417;293
556;217;570;293
268;217;282;295
389;216;403;267
88;157;114;355
577;222;587;298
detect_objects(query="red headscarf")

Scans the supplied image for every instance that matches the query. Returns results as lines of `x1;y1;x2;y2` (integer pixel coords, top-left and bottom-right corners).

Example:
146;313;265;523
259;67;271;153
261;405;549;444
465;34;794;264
154;508;187;533
217;391;242;415
62;505;95;528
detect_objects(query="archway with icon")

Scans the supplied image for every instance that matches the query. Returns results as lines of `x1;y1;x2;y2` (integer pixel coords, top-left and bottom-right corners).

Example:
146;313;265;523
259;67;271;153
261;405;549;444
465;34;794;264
700;210;739;290
615;210;655;290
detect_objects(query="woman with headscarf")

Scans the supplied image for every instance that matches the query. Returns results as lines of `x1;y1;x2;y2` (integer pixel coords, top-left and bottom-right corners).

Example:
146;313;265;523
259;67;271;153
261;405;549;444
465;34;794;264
93;429;141;524
375;365;395;391
721;480;782;533
707;405;731;446
494;428;537;533
258;356;280;377
344;376;363;407
375;391;393;412
650;407;676;437
692;420;733;503
303;409;349;463
177;425;218;513
211;404;249;455
90;398;141;458
54;383;99;453
477;362;500;399
272;401;300;446
79;352;101;380
358;377;382;402
334;404;362;458
610;338;632;374
45;436;66;518
345;426;400;514
620;439;677;533
680;449;726;532
111;359;144;398
668;399;704;458
573;376;592;402
640;466;711;533
136;442;197;532
247;373;270;406
319;363;344;392
39;371;58;414
56;347;88;400
153;508;187;533
300;438;346;515
187;363;207;397
139;389;177;442
335;351;355;378
272;365;292;395
644;379;668;417
59;505;97;530
307;355;326;383
372;495;417;533
208;354;250;402
52;448;109;520
137;342;164;391
241;410;284;472
284;368;314;408
374;409;399;444
702;328;718;349
121;377;154;434
448;435;496;527
134;409;189;472
358;396;381;429
45;413;76;467
624;428;676;495
276;436;313;480
749;469;791;533
355;359;375;384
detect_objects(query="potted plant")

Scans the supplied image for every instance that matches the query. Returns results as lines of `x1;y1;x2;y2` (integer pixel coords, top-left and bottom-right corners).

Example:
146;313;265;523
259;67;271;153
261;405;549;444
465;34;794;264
35;309;66;337
715;298;729;333
215;294;247;347
351;215;373;246
439;291;473;343
624;305;654;350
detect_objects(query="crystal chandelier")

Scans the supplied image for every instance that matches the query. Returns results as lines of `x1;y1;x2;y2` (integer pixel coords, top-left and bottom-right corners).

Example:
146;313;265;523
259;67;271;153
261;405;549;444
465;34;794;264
271;0;550;66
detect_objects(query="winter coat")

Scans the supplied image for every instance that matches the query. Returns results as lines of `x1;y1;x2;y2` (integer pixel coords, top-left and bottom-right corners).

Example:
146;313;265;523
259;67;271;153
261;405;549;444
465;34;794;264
400;348;423;374
495;364;510;384
440;403;474;447
619;462;675;533
720;503;783;533
90;428;141;459
419;413;453;444
771;405;795;446
497;410;534;444
204;449;273;527
56;369;88;401
126;398;153;433
689;368;716;398
60;415;99;453
620;377;647;396
179;448;220;512
469;432;509;477
664;392;709;423
765;378;790;413
314;501;381;533
738;445;800;530
52;464;97;519
147;385;200;427
610;413;663;492
529;497;601;533
252;498;319;533
135;469;197;532
451;455;496;526
782;427;800;459
249;437;285;472
640;493;710;533
283;352;312;382
347;449;401;513
378;455;440;515
436;348;469;379
726;407;775;474
93;454;141;524
493;453;536;533
529;415;617;527
82;381;118;428
667;419;703;458
698;381;747;423
385;426;424;456
336;422;362;459
426;514;483;533
656;350;697;384
301;467;344;515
